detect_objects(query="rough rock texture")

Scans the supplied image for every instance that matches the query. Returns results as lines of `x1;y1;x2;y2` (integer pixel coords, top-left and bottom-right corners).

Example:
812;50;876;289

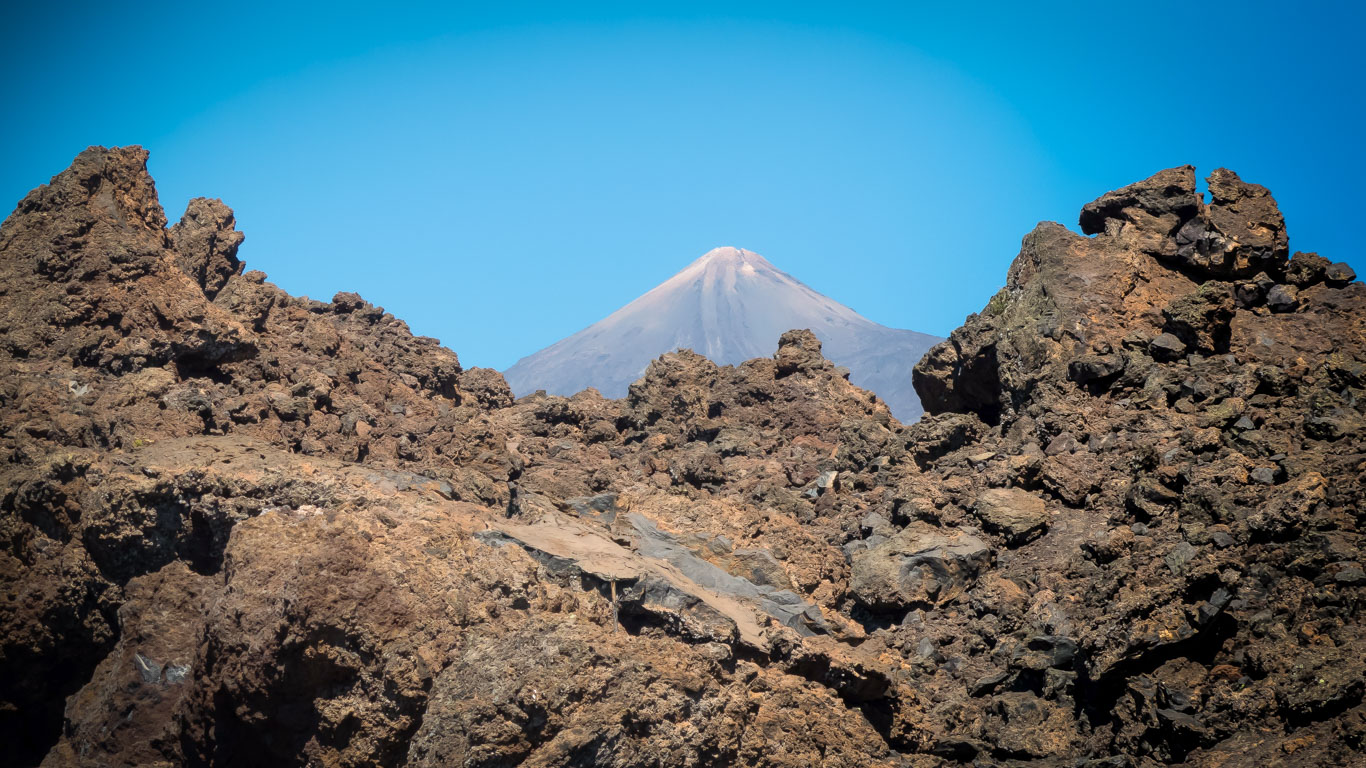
973;488;1049;546
2;149;1364;767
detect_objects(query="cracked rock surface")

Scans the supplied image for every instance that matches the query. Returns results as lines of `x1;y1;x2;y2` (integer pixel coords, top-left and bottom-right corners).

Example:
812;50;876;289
2;149;1364;766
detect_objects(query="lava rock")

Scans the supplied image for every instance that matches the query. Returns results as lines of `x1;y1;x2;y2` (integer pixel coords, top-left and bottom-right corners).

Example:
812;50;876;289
1149;332;1186;360
1285;251;1331;287
1266;283;1299;313
973;488;1049;546
1325;261;1357;285
850;523;993;611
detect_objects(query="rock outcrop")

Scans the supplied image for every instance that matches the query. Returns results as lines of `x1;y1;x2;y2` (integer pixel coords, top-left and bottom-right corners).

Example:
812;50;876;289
2;148;1363;766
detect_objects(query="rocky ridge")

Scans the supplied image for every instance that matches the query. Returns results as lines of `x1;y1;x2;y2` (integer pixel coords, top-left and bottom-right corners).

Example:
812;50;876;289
1;149;1363;766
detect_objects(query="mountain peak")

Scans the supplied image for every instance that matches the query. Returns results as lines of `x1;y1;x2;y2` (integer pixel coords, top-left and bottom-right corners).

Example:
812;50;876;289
696;246;756;264
680;246;773;278
699;245;747;261
504;246;942;421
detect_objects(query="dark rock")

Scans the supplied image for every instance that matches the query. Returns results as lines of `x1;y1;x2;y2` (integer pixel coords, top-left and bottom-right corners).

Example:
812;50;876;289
1265;283;1298;313
1148;332;1186;360
1164;541;1198;575
1069;353;1126;385
1325;261;1357;285
1200;168;1289;276
1162;283;1234;354
1155;707;1206;732
1233;279;1264;308
1020;635;1078;669
970;670;1009;696
1044;434;1079;456
133;653;162;684
1079;165;1198;244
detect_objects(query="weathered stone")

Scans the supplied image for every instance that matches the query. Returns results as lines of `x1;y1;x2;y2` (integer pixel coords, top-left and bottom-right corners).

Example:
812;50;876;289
850;523;993;611
1325;261;1357;285
1149;332;1186;360
1164;541;1198;575
6;150;1366;767
1163;283;1235;354
973;488;1049;546
1044;434;1079;456
774;328;826;377
1069;353;1125;385
1266;283;1298;313
1285;251;1331;287
1199;168;1289;276
169;197;245;299
1078;165;1198;245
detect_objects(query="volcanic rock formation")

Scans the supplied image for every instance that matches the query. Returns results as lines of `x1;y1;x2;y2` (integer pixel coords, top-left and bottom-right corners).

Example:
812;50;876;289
503;246;942;422
1;149;1363;767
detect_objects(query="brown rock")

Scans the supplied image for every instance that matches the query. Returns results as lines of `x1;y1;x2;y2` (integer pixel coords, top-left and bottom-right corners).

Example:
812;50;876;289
169;197;244;298
973;488;1049;546
5;149;1366;767
850;523;993;610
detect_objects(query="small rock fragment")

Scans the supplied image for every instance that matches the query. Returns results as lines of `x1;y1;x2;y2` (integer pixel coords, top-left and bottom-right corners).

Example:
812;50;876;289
1149;332;1186;360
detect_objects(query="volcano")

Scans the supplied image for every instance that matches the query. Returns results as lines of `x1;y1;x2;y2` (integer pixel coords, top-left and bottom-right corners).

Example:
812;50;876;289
503;247;941;421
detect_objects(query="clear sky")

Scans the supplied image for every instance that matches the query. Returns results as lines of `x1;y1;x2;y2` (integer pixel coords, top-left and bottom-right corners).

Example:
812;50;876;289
3;2;1362;370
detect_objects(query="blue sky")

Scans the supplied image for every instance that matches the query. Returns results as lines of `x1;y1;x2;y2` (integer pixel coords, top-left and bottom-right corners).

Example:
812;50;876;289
2;2;1362;370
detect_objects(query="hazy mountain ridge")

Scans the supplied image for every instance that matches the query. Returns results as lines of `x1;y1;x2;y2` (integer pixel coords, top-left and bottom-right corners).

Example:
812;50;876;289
504;247;941;421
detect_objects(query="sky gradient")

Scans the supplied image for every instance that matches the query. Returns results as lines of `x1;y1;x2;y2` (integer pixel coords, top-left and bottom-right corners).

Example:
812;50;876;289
3;2;1362;370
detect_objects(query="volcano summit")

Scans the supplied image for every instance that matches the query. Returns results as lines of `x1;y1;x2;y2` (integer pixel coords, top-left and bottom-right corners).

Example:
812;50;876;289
504;247;941;421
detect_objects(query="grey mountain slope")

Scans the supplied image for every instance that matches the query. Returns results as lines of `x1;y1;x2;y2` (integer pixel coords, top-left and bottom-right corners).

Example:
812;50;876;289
503;247;942;422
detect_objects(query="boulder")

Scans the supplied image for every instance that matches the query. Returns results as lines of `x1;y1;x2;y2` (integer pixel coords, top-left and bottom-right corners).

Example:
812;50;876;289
1078;165;1199;245
1325;261;1357;285
850;523;993;610
774;328;827;377
973;488;1049;546
1149;332;1186;360
1266;284;1298;313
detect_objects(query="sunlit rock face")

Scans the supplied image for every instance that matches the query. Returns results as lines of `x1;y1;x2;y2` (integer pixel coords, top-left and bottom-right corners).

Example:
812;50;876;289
504;246;942;422
4;149;1365;768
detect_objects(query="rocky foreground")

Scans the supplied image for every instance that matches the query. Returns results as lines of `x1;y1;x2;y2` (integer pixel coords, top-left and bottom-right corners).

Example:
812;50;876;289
1;149;1363;767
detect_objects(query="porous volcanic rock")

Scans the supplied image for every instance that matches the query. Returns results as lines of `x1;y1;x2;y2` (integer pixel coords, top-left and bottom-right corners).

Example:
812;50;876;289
2;148;1364;767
